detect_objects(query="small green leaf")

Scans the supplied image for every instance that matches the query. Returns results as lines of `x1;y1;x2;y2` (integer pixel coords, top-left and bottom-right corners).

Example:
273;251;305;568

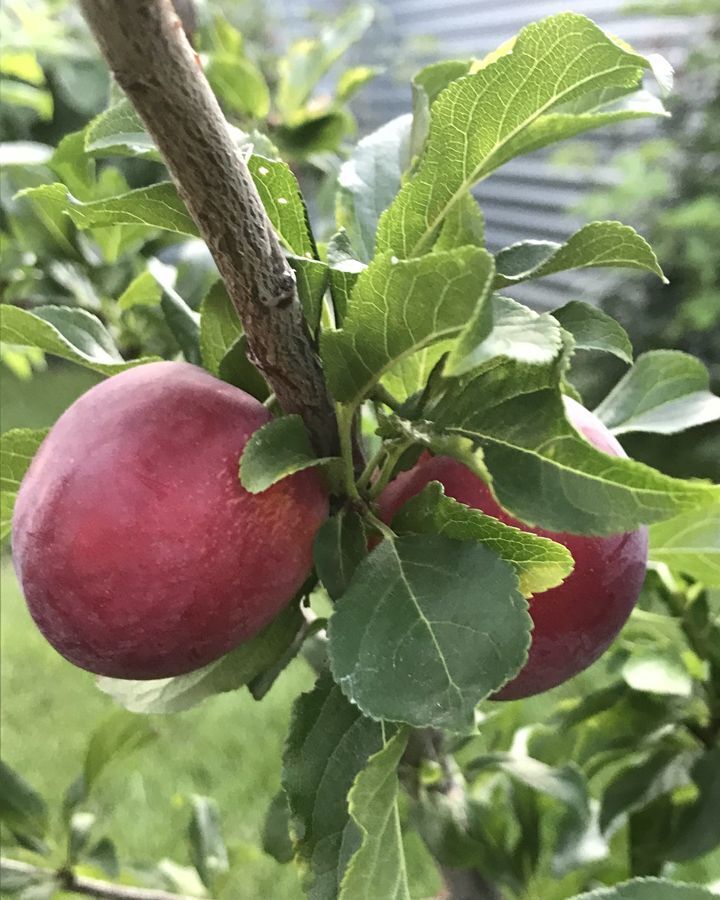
328;534;529;731
314;509;367;601
67;811;96;865
147;258;201;365
276;6;374;118
553;300;633;364
433;194;485;252
337;114;413;263
207;55;270;118
600;744;696;835
282;671;384;900
84;711;157;793
568;877;716;899
336;65;382;103
649;505;720;586
392;482;573;598
248;156;315;258
117;270;162;311
85;98;160;160
446;295;563;376
0;427;47;541
188;795;229;890
199;282;242;375
668;748;720;861
622;651;693;697
289;256;328;333
494;222;665;288
321;246;494;406
595;350;720;435
97;602;302;713
409;60;472;160
262;791;294;864
240;415;335;493
0;762;48;841
0;305;158;375
18;182;198;236
378;14;654;257
0;79;53;119
0;428;47;494
339;729;411;900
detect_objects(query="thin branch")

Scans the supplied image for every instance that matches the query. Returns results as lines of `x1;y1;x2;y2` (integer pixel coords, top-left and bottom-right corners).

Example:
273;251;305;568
1;858;201;900
78;0;338;457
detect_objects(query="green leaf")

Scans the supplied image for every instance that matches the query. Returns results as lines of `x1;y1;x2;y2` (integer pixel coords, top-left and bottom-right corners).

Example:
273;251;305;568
207;55;270;118
337;114;413;263
595;350;720;435
117;270;162;311
434;367;720;534
84;711;157;793
445;295;564;377
600;744;696;835
240;415;335;493
282;672;384;900
0;428;47;494
314;509;367;601
328;534;529;731
392;482;573;598
433;194;485;252
378;14;654;257
494;222;665;288
336;65;382;103
0;141;52;168
188;795;229;890
248;156;315;258
276;5;375;118
19;182;197;236
409;60;472;160
261;791;294;864
97;602;302;713
85;98;160;160
0;305;158;375
0;427;47;541
0;858;49;893
199;281;243;374
147;258;201;364
668;748;720;861
649;505;720;586
621;650;693;697
321;246;494;406
553;300;633;364
198;283;269;398
67;811;96;865
339;729;411;900
568;877;716;899
289;256;328;333
0;762;48;841
0;79;53;119
382;342;453;404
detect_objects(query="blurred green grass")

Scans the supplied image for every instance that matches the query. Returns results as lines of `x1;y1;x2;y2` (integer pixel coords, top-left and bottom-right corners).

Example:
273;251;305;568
1;364;306;897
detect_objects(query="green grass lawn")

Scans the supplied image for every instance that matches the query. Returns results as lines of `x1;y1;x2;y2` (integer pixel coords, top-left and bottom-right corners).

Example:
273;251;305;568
1;364;307;897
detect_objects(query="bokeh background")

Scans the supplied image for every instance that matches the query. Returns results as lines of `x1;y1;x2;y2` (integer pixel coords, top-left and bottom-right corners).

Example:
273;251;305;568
2;0;718;897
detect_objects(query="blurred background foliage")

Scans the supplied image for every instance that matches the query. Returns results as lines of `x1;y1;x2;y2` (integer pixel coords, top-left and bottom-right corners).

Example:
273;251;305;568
1;1;719;898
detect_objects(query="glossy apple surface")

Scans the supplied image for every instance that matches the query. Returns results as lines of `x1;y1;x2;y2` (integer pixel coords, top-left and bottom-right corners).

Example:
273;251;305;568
378;397;648;700
13;361;328;679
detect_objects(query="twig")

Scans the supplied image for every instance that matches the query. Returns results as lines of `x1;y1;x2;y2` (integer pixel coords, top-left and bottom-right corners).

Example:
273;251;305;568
1;858;201;900
78;0;337;457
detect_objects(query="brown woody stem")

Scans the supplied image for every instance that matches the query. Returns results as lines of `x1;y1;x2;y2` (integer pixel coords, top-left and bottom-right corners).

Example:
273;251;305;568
1;858;199;900
78;0;338;457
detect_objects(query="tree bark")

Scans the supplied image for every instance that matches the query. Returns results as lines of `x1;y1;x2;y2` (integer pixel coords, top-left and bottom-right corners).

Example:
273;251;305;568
78;0;338;457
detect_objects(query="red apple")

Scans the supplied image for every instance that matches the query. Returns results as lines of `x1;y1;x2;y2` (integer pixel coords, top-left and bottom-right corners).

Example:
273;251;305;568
378;397;648;700
12;361;328;679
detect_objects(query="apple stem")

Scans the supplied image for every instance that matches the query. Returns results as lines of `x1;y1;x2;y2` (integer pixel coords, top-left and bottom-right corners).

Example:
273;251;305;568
78;0;338;458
